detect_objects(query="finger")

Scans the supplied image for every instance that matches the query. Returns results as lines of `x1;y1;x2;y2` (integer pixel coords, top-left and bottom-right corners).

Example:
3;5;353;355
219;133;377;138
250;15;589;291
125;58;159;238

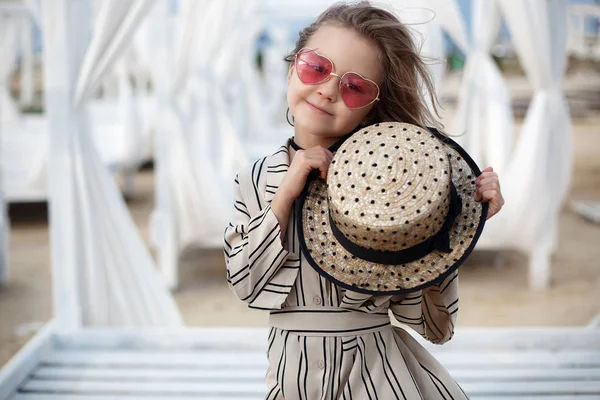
319;161;331;180
310;157;331;179
477;177;500;189
481;189;497;202
476;171;498;183
481;166;494;173
306;159;328;180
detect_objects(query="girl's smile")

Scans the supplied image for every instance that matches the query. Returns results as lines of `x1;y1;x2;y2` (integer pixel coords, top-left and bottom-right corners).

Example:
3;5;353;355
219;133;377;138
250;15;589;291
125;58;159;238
305;100;334;116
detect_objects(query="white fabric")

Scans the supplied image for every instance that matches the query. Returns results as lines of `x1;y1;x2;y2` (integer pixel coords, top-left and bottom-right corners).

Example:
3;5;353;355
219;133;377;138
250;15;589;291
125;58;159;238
19;16;35;108
41;0;181;327
0;15;21;125
430;0;469;54
74;0;156;105
480;0;572;290
137;0;180;287
450;0;513;174
0;127;8;283
23;0;42;27
1;117;48;202
147;0;255;288
175;0;249;240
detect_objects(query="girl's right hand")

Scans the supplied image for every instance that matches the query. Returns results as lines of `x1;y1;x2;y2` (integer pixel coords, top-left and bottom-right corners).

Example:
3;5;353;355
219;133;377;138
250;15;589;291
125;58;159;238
271;145;333;240
278;146;334;203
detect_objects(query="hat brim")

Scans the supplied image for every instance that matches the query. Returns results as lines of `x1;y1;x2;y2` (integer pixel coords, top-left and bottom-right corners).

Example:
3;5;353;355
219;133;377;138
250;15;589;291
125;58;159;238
296;127;488;296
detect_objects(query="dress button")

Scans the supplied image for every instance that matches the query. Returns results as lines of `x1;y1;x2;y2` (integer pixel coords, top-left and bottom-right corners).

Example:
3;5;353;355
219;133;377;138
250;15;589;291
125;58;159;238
313;296;322;305
317;360;325;369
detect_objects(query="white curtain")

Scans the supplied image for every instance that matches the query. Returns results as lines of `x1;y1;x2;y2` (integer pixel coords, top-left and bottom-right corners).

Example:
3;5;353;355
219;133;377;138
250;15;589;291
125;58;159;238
42;0;182;328
19;16;35;108
148;0;252;288
433;0;469;54
0;15;21;284
0;123;7;284
0;191;6;284
0;15;21;125
480;0;572;289
450;0;513;174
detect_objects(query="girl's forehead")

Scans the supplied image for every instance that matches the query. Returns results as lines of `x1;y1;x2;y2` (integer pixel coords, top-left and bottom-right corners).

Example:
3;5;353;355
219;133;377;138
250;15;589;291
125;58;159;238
305;25;383;84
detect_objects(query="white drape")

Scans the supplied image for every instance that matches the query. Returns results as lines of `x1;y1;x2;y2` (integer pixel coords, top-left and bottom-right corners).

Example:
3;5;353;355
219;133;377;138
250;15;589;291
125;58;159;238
148;0;252;288
433;0;469;55
19;16;35;108
0;121;7;284
42;0;182;328
0;184;6;284
0;15;21;125
450;0;513;174
480;0;572;290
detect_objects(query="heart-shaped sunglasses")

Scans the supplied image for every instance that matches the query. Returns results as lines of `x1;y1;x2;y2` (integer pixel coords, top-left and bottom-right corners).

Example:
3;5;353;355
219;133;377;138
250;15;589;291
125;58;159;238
294;48;380;109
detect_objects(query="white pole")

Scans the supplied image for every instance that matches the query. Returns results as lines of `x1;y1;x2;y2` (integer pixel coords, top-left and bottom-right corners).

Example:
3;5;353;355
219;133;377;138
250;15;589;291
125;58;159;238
148;0;179;289
0;123;8;284
41;0;91;330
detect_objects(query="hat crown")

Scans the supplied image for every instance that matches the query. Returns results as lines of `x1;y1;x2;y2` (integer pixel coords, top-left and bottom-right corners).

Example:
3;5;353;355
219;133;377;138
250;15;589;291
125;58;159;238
327;123;452;252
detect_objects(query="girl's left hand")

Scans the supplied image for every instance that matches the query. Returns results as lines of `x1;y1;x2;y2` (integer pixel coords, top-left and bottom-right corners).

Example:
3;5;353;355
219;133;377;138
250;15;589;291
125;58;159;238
475;167;505;220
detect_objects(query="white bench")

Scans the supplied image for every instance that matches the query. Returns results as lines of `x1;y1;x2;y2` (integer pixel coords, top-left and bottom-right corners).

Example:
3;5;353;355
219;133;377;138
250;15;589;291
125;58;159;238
1;322;599;400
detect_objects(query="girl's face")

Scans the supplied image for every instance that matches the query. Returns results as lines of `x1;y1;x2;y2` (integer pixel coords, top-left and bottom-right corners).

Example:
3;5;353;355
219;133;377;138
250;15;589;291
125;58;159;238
287;24;383;145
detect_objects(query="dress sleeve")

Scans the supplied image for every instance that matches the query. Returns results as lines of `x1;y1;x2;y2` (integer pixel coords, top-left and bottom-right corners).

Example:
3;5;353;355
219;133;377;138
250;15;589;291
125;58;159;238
223;170;299;309
389;271;459;344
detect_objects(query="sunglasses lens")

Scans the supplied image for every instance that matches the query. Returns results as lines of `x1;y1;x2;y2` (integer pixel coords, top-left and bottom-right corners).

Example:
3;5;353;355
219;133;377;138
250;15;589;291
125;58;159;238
296;51;332;84
340;73;379;109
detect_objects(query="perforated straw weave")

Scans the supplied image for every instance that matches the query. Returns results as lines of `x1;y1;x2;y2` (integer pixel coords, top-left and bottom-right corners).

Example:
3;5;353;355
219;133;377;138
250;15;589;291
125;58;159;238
297;122;488;295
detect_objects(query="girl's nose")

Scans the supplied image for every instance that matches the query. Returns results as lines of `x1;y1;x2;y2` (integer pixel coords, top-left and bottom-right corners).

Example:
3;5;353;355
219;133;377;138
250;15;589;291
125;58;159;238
317;76;339;102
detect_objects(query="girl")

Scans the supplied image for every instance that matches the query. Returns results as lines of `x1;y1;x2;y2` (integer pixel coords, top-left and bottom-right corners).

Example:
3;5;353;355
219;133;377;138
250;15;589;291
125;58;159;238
224;2;504;399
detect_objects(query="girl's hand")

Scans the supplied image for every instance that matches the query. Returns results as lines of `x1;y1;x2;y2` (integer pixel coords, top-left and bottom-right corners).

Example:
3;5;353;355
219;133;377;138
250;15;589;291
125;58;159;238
271;146;333;240
475;166;505;220
278;146;334;203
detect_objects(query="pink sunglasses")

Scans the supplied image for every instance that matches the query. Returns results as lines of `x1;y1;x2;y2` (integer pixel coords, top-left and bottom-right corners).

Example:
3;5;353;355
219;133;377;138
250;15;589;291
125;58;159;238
294;48;380;109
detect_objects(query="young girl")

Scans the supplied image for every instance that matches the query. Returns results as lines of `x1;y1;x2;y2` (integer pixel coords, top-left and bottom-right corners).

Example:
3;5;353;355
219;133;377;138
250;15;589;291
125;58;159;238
224;2;504;399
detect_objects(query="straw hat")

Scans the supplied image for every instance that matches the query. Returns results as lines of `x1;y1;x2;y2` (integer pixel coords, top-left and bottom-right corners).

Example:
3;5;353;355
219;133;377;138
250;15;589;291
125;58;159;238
296;122;488;295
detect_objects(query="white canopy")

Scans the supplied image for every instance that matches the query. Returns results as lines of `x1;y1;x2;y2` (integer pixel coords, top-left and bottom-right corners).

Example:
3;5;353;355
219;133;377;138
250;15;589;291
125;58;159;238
479;0;572;290
41;0;181;328
450;0;513;174
149;0;252;288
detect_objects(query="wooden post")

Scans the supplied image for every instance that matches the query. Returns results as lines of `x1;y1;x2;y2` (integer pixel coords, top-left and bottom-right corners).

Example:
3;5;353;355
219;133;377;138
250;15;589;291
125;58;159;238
41;0;92;330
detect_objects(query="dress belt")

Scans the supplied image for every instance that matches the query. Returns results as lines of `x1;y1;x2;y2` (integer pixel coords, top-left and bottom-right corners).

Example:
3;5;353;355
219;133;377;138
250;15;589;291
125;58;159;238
269;306;391;337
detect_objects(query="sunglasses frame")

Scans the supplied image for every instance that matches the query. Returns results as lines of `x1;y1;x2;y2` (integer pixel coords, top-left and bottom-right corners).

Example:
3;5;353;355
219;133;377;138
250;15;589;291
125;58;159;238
294;47;380;110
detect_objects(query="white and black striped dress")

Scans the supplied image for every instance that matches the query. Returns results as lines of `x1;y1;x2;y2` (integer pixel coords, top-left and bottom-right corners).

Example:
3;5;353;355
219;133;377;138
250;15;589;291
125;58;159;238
224;140;469;399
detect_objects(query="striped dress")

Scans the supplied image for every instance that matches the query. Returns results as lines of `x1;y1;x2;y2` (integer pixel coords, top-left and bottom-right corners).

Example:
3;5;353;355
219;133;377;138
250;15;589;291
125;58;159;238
224;140;469;399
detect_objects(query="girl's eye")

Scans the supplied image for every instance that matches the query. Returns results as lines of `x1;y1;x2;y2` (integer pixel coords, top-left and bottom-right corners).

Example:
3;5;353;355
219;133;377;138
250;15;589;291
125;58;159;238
310;63;328;74
345;81;365;93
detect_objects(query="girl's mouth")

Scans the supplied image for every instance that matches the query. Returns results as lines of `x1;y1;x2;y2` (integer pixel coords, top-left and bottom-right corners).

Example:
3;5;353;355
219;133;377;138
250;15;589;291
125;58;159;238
306;101;333;116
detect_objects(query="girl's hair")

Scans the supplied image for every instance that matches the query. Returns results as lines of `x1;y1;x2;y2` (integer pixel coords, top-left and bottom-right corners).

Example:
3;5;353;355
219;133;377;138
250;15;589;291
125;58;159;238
285;1;442;130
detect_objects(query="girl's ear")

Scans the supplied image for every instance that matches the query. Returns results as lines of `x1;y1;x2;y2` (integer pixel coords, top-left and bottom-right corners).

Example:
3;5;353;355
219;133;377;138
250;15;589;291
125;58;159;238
287;64;294;83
